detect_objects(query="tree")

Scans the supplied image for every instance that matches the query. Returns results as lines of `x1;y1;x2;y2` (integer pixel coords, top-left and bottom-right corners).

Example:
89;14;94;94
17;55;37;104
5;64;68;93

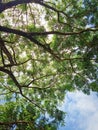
0;0;98;129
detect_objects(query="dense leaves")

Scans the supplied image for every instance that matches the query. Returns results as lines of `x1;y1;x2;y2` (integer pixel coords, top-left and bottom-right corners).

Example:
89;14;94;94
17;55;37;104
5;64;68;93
0;0;98;129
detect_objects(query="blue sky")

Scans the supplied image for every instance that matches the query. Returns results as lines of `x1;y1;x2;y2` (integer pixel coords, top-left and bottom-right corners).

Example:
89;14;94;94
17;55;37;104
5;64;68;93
59;91;98;130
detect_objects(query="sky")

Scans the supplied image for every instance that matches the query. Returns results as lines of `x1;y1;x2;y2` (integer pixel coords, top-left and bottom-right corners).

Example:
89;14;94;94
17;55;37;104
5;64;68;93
59;91;98;130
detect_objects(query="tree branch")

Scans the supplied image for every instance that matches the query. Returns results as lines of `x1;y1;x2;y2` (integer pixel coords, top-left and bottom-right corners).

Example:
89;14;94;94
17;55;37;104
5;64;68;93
29;28;98;36
0;66;45;110
0;0;43;13
0;37;14;65
0;120;34;125
0;67;22;92
0;25;60;60
21;93;46;111
0;25;98;60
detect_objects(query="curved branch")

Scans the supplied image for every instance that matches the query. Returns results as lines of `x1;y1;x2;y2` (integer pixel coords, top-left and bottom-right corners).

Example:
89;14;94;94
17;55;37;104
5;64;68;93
0;0;43;13
0;25;98;38
39;1;69;18
0;25;60;60
0;25;98;53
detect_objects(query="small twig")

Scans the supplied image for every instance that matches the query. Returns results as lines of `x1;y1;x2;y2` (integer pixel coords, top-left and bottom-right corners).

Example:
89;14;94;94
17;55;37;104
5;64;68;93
21;92;46;111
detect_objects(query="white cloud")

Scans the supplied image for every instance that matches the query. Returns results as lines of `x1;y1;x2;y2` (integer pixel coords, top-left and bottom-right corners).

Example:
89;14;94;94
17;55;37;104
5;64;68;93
60;91;98;130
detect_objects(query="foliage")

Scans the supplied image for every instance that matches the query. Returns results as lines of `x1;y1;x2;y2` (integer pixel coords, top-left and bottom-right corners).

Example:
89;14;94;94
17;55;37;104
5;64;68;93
0;0;98;129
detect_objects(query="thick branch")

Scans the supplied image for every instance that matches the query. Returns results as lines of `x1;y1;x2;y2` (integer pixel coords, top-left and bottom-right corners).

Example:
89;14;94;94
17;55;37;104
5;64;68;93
0;25;98;44
0;37;14;65
0;25;98;37
0;0;68;20
0;25;98;61
0;25;60;60
0;0;43;13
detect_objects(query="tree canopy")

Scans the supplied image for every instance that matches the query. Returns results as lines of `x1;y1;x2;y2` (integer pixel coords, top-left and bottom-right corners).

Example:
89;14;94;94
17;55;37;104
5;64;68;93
0;0;98;129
